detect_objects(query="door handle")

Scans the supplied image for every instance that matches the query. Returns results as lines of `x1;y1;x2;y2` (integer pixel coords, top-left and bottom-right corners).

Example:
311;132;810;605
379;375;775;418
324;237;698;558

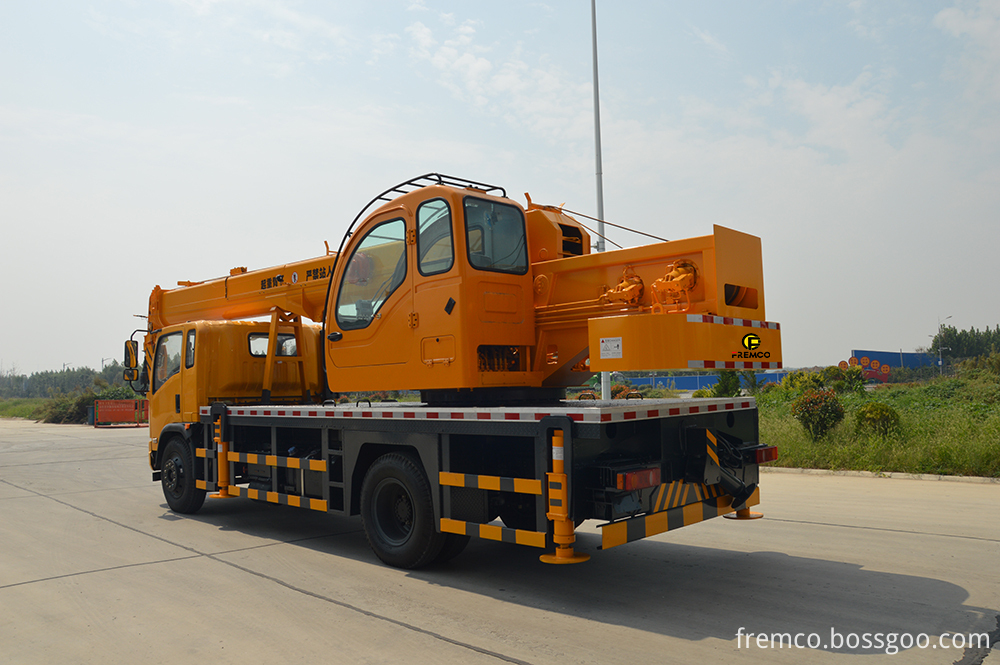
327;332;343;342
175;394;180;414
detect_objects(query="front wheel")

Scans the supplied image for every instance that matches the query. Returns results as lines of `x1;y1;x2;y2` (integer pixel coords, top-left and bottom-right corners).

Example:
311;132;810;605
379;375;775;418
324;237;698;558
360;453;444;569
161;439;206;514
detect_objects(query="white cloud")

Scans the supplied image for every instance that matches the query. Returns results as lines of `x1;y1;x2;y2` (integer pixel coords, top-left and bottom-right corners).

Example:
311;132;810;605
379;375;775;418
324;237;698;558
404;19;592;143
846;0;886;41
935;0;1000;105
367;33;400;65
689;25;730;59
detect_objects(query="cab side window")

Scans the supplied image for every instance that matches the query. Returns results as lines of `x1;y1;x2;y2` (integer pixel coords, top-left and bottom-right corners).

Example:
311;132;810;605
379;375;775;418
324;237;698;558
185;330;196;369
248;333;298;356
335;219;407;330
464;197;528;274
417;199;453;276
153;332;183;393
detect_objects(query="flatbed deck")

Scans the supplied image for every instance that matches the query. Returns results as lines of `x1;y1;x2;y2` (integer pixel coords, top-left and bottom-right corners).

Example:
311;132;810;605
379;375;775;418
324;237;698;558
199;396;756;425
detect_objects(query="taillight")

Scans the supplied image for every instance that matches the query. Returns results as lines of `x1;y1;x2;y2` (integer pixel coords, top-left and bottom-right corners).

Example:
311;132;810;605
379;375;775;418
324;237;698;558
616;467;661;491
754;446;779;464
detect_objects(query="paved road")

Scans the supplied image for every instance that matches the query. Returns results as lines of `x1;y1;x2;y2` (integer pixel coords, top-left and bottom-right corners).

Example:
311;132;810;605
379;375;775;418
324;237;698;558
1;419;997;664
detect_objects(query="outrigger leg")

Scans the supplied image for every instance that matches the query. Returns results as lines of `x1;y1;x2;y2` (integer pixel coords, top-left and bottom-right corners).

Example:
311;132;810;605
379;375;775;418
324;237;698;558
540;429;589;564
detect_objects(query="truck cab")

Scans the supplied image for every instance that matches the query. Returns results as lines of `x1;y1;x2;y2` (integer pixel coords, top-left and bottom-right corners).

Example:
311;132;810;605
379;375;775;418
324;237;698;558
141;320;321;467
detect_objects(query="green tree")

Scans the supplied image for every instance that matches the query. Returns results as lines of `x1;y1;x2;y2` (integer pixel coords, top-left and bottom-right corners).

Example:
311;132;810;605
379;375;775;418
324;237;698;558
712;370;741;397
738;370;762;395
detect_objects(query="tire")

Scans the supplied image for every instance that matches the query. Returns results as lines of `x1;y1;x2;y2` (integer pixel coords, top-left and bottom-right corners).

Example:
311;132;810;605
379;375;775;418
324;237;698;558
360;453;444;569
434;533;471;564
160;439;206;514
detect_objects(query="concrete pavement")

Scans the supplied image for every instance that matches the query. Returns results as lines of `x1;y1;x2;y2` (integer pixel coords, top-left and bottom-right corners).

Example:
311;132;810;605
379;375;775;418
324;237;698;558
1;419;998;663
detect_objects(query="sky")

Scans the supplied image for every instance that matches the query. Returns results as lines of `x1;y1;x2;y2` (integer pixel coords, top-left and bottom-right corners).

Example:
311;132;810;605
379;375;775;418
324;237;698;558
1;0;998;375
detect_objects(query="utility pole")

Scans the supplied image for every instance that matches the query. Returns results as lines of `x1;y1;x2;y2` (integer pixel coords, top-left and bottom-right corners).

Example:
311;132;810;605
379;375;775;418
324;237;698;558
931;315;952;376
591;0;610;401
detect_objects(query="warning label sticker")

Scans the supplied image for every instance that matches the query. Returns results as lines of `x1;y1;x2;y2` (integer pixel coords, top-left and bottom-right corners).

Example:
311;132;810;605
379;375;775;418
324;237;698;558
600;337;623;360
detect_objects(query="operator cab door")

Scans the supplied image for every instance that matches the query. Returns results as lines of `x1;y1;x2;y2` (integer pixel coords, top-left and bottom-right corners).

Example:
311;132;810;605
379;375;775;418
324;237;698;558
327;214;413;377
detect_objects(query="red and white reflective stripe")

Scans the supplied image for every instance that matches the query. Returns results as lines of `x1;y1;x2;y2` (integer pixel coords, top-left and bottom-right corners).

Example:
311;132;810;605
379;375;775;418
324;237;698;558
198;399;757;423
688;360;783;369
685;314;780;330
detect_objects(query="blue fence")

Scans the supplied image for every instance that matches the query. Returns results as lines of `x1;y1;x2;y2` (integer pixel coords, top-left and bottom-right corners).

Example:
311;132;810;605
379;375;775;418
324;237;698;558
626;372;789;392
850;350;937;369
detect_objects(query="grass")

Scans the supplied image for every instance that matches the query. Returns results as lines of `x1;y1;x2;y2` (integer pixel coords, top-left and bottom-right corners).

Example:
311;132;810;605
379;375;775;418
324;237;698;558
0;398;49;420
5;372;1000;477
758;374;1000;478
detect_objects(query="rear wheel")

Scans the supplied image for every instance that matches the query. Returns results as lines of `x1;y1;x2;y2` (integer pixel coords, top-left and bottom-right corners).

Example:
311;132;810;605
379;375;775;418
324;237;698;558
360;453;444;569
161;439;205;514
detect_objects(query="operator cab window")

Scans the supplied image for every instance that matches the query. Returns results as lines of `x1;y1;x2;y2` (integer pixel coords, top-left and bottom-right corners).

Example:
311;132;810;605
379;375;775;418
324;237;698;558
464;197;528;275
417;199;454;276
335;218;407;330
152;332;183;393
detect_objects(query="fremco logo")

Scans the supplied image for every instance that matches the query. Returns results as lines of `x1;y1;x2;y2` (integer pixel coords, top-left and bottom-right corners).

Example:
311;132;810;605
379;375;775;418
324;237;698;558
733;333;769;359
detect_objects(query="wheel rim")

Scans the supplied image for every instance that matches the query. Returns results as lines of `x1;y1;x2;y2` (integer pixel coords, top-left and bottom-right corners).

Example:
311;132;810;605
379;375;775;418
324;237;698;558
372;478;414;546
163;454;184;499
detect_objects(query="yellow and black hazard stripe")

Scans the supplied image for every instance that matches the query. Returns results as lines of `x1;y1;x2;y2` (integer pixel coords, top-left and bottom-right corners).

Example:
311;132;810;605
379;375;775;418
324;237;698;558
224;485;328;512
438;472;542;495
227;451;327;472
601;486;760;550
440;518;546;548
706;429;721;467
649;479;726;514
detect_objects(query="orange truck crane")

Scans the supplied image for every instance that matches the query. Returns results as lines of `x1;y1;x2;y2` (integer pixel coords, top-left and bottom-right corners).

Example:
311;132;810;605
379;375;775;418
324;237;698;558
124;173;782;568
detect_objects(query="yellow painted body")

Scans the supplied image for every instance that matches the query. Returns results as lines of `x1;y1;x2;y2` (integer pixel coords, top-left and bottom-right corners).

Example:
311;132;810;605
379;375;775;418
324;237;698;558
146;320;321;450
141;180;781;434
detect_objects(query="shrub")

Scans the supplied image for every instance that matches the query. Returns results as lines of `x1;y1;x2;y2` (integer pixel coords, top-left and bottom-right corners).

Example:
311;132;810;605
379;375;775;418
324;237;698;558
712;370;741;397
41;390;95;424
791;388;844;440
855;401;901;436
611;383;630;399
691;388;712;398
782;370;825;392
842;366;866;393
821;365;845;384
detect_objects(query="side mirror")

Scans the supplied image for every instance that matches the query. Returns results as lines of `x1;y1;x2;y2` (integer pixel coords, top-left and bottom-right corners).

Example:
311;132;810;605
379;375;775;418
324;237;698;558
124;340;139;369
124;340;140;382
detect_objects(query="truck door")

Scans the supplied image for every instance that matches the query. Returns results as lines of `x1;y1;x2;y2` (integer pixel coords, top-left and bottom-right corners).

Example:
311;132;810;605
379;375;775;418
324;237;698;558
412;197;461;372
178;328;198;420
149;330;184;438
327;215;413;373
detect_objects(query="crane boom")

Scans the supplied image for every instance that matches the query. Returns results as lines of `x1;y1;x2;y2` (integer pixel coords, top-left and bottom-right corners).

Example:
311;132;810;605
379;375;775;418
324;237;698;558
148;253;335;331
